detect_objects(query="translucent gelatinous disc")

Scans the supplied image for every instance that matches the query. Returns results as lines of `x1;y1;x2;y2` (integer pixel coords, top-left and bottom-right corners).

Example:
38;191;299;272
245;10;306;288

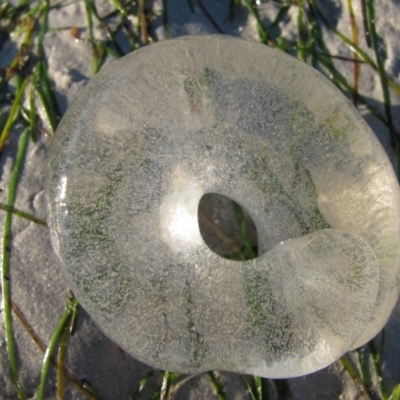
46;35;400;377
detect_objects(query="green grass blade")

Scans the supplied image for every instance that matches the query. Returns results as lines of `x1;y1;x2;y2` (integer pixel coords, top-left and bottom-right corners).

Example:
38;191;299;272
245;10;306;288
360;0;371;47
83;0;94;41
138;0;150;45
106;0;139;51
340;356;372;400
0;203;46;226
317;53;400;137
83;0;102;74
131;371;173;400
357;347;373;396
346;0;361;106
306;4;399;136
312;0;374;64
36;0;49;53
108;0;128;18
167;374;198;398
56;296;79;398
160;371;172;400
208;371;227;400
242;0;268;43
268;5;290;39
296;2;306;61
369;340;388;400
90;41;108;75
241;375;259;400
0;76;29;151
162;0;169;38
389;384;400;400
364;0;396;147
131;372;154;399
233;202;256;260
241;375;272;400
254;376;262;400
68;293;80;335
36;297;78;400
56;323;69;400
1;288;99;399
81;380;104;400
36;60;61;132
311;0;400;97
103;24;125;57
1;126;31;400
28;79;38;141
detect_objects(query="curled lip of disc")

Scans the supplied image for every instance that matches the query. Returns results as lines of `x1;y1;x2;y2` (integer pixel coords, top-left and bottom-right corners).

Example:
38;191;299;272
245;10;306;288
234;229;379;378
131;227;379;378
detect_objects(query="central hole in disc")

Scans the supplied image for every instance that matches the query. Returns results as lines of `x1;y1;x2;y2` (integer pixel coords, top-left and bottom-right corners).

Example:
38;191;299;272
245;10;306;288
198;193;258;261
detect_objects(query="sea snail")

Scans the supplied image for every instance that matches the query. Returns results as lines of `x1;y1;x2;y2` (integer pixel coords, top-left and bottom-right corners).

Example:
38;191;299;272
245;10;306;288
46;35;400;378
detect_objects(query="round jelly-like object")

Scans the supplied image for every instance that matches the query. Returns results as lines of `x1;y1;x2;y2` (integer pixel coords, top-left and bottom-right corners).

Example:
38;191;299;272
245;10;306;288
46;35;400;378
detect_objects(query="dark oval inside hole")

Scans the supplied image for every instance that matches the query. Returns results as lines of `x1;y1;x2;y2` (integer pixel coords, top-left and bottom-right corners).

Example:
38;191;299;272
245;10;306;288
198;193;258;261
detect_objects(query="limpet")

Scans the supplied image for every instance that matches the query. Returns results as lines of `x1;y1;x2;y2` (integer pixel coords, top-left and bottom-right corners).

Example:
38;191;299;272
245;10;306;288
46;35;400;378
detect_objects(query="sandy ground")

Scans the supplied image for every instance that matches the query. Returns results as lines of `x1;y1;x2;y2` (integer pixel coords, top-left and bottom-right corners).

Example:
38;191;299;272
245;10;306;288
1;0;400;399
